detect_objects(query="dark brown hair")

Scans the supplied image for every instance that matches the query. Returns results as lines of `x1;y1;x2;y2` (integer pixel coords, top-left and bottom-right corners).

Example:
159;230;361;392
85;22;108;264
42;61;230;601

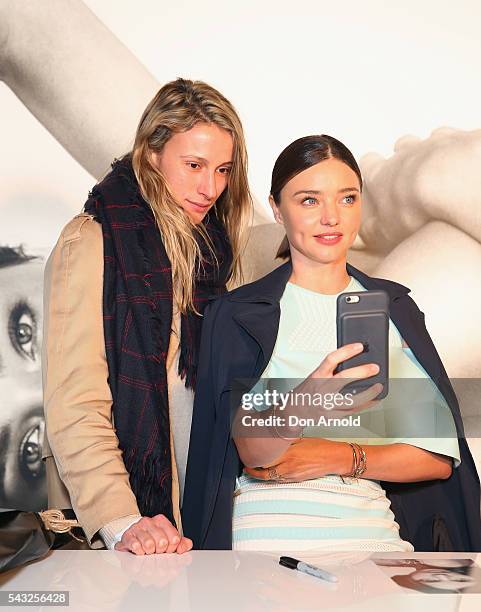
270;135;362;259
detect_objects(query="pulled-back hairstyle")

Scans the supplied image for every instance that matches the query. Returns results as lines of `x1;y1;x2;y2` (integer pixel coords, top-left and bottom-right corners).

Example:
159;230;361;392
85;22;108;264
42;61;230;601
270;135;362;259
131;78;252;313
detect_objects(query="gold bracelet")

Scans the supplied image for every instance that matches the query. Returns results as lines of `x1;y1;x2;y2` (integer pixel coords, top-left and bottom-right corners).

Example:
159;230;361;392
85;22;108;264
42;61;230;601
349;442;358;476
340;442;358;482
356;444;367;478
351;443;367;478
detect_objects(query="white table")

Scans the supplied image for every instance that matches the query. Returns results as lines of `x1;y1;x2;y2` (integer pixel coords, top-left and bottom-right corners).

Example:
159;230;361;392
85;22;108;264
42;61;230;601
1;551;480;611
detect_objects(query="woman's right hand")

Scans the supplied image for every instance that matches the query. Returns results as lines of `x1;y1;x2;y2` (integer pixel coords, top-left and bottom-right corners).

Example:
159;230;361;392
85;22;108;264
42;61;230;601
298;342;383;414
114;514;193;555
312;342;379;379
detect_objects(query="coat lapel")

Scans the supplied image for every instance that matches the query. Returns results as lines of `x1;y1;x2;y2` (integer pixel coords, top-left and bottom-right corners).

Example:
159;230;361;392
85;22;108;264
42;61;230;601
232;305;280;370
229;262;292;373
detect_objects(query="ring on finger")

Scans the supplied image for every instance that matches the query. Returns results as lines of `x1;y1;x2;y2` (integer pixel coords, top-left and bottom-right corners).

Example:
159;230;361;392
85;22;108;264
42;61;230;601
268;466;283;481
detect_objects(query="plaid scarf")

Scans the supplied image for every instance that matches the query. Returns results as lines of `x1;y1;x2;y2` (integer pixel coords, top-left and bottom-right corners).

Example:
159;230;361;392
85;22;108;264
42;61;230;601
83;157;232;524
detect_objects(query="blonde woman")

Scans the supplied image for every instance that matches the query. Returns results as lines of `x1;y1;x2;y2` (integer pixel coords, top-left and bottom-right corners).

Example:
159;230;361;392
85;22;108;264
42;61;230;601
42;78;252;554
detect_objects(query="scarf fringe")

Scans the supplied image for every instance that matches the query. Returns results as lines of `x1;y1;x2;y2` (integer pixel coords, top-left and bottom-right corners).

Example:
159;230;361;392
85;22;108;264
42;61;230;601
126;450;175;527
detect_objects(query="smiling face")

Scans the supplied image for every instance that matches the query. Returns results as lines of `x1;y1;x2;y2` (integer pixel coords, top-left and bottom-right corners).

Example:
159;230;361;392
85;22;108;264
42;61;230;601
150;122;234;224
270;157;362;267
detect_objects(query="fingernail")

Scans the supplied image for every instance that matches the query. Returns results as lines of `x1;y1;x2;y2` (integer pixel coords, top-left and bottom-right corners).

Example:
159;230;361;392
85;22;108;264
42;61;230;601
172;535;180;544
159;539;167;547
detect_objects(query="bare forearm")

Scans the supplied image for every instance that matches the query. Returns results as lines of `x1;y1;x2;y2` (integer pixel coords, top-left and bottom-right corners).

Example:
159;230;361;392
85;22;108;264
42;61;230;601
233;411;299;467
233;384;314;467
234;436;295;468
335;442;452;482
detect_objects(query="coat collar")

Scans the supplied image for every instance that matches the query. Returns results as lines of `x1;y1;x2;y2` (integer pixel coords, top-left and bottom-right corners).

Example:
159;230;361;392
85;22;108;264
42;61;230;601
228;258;412;374
228;259;411;305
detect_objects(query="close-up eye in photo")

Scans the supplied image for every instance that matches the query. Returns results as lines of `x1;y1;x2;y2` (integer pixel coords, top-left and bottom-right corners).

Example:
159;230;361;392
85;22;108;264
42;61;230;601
0;0;480;609
9;301;37;360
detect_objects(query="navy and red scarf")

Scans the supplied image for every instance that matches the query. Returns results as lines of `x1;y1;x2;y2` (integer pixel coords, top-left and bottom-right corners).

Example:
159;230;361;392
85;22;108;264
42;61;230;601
84;157;232;524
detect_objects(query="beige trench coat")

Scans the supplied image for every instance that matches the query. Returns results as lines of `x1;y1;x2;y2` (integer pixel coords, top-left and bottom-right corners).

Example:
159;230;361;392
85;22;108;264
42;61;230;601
41;213;182;547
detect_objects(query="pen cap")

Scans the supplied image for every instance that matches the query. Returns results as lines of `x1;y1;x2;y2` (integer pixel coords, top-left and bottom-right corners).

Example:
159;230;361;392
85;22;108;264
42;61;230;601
279;556;298;569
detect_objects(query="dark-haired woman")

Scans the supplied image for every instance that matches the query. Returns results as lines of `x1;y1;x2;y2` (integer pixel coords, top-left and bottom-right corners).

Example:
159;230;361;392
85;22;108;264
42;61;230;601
182;135;481;552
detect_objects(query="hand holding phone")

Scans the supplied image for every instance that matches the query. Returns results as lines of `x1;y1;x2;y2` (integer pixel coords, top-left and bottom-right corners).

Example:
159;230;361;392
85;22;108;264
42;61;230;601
296;342;383;418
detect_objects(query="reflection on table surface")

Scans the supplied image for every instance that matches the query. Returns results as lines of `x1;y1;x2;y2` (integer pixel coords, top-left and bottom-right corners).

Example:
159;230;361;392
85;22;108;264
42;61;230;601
1;551;480;612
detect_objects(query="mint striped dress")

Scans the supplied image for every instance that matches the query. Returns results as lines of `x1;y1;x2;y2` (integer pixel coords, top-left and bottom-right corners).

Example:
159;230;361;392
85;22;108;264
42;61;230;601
232;277;460;552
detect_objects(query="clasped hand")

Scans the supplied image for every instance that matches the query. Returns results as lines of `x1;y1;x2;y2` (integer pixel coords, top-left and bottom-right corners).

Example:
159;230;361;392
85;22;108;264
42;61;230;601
114;514;193;555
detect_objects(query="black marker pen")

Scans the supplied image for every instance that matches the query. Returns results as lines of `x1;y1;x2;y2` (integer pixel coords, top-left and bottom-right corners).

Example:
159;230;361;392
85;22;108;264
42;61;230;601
279;556;338;583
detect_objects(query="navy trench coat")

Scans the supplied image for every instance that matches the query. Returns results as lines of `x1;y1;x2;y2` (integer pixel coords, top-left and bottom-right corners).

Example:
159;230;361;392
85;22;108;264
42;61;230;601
182;261;481;551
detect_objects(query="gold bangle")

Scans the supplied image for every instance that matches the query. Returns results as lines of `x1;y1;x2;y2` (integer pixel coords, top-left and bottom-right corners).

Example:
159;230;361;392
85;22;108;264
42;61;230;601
357;444;367;477
340;442;358;482
349;442;358;476
352;443;367;478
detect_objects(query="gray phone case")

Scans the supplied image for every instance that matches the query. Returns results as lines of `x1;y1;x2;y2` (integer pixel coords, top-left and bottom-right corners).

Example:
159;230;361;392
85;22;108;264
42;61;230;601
336;289;389;399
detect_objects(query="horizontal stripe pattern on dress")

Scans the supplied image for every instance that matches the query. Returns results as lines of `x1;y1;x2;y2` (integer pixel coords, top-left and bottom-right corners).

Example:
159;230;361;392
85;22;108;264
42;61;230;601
233;537;413;552
232;474;413;552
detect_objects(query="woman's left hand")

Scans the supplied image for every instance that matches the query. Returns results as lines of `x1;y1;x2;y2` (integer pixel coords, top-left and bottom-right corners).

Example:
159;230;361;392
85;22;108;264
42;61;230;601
244;438;351;482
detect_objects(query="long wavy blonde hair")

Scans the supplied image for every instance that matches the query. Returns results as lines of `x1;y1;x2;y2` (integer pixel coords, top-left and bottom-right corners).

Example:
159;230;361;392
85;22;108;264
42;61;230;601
131;78;252;314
